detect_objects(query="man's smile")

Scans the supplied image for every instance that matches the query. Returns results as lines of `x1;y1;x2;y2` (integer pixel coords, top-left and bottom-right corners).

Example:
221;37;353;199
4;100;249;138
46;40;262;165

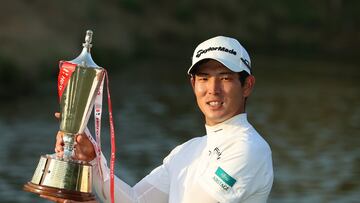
206;101;224;109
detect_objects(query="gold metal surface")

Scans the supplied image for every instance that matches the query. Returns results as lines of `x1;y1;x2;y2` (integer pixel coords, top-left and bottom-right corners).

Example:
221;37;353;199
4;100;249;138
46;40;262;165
59;66;104;135
24;30;101;201
31;156;47;184
30;155;92;193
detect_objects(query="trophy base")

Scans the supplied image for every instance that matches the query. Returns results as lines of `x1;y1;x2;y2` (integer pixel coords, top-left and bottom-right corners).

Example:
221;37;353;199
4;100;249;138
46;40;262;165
24;155;95;202
24;182;96;202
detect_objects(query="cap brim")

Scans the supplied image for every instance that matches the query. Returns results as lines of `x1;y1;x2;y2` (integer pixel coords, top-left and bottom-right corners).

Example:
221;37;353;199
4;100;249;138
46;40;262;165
187;57;251;75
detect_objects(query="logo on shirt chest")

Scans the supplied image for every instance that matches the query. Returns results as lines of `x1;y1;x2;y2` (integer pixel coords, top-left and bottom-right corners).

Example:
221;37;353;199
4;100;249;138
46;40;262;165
208;147;222;160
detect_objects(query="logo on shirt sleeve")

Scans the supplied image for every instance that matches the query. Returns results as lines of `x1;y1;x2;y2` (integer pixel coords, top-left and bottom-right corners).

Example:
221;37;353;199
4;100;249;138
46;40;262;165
212;167;236;191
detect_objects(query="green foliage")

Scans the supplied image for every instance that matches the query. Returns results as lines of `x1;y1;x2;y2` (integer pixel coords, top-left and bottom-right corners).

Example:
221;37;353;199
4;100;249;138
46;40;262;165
174;1;195;23
118;0;145;12
0;0;358;100
0;56;32;99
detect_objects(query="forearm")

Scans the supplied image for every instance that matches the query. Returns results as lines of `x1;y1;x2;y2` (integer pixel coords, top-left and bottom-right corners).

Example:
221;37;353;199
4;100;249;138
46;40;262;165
181;182;219;203
92;168;136;203
92;153;168;203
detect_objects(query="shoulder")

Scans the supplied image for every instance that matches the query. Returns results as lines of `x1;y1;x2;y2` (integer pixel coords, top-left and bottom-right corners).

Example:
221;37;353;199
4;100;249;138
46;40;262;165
164;136;206;163
200;126;273;201
223;126;271;157
216;126;273;182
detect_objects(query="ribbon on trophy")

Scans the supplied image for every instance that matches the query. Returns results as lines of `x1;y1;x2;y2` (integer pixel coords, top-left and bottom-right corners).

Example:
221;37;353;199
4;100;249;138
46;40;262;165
58;61;116;203
91;70;116;203
58;61;76;102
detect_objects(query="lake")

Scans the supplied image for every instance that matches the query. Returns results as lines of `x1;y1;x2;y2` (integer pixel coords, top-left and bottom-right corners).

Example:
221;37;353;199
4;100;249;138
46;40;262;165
0;56;359;203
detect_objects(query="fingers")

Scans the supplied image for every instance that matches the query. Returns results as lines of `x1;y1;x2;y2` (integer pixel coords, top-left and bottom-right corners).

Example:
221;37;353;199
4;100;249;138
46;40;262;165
76;133;93;146
55;147;64;158
76;133;85;144
56;131;64;146
54;132;96;162
55;144;64;153
74;134;96;162
55;112;61;120
55;131;64;158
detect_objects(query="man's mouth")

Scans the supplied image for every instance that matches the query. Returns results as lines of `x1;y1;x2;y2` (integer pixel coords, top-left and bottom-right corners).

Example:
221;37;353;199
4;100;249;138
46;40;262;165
207;101;223;107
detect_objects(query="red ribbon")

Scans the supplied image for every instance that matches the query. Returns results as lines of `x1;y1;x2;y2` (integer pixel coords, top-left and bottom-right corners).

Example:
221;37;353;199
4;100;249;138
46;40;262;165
58;61;76;101
105;70;116;203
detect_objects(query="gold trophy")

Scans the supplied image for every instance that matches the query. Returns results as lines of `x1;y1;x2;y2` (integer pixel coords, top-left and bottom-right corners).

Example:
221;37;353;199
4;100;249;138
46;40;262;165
24;30;105;201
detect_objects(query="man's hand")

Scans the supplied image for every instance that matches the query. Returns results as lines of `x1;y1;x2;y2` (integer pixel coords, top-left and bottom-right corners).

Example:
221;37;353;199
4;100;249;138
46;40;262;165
40;195;98;203
54;112;96;162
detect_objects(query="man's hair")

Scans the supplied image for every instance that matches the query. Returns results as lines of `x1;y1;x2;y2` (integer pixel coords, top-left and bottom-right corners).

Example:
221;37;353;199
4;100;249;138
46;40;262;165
189;59;210;76
239;71;250;87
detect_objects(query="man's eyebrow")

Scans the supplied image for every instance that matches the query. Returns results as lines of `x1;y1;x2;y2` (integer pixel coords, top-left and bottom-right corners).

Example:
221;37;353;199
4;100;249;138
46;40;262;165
219;71;236;75
195;71;236;76
194;72;209;76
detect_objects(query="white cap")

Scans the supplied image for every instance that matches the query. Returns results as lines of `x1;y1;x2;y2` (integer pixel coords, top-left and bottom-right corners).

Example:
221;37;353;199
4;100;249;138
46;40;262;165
187;36;251;75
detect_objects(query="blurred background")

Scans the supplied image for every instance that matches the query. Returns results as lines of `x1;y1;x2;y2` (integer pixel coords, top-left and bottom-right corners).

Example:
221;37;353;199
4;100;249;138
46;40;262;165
0;0;359;202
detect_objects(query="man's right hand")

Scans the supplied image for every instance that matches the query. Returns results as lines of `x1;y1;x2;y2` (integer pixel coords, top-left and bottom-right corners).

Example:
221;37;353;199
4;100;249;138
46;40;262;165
54;113;96;162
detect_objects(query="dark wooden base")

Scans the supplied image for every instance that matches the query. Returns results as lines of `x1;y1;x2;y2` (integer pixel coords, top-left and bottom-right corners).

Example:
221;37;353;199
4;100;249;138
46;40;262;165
24;182;96;202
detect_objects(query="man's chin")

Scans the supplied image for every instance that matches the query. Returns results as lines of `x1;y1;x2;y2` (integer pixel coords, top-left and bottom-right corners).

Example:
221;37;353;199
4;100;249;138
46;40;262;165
205;115;228;125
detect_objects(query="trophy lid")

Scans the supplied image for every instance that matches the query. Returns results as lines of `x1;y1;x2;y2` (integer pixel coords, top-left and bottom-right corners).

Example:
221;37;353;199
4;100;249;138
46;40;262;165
70;30;100;68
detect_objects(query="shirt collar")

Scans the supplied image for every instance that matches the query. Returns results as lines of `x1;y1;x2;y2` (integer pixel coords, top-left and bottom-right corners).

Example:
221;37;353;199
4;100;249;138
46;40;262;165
205;113;250;136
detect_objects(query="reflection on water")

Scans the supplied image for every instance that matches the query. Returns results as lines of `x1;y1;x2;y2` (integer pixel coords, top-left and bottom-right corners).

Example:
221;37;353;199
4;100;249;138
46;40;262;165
0;57;359;202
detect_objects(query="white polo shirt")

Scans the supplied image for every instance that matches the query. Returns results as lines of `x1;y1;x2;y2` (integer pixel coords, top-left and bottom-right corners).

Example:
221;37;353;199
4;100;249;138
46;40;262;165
144;113;273;203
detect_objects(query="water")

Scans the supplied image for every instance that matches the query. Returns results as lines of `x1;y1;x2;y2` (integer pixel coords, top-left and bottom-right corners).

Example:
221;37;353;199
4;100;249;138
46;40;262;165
0;57;359;203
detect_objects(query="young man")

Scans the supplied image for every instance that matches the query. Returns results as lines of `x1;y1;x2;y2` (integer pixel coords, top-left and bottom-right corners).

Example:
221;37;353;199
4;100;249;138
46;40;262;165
46;36;273;203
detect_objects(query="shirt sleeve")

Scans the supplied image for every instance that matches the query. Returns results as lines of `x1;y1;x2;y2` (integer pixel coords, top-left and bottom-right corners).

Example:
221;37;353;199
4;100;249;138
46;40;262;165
91;152;168;203
197;140;273;203
141;144;179;194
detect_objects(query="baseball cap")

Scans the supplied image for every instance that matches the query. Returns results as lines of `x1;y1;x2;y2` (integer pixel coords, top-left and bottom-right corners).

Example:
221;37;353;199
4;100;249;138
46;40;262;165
187;36;251;75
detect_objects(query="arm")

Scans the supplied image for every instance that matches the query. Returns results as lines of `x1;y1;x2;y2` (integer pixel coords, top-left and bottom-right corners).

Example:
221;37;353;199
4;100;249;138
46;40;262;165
181;182;219;203
53;130;168;203
195;143;273;203
92;152;168;203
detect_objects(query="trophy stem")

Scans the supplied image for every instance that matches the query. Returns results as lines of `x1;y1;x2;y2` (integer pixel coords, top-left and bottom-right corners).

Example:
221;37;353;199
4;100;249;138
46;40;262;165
63;133;75;160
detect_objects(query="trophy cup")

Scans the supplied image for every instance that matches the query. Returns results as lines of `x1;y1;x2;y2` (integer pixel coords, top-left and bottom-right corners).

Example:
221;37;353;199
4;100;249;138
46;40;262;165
24;30;105;201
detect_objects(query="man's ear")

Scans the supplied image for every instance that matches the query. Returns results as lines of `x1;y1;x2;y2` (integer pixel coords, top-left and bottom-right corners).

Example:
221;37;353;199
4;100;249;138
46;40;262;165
243;75;255;97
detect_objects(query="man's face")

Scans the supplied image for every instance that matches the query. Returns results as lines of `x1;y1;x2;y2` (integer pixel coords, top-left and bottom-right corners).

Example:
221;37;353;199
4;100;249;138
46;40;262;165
191;60;254;126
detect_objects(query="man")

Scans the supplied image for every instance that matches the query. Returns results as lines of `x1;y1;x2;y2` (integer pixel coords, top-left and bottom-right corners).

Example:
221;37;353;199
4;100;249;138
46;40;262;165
44;36;273;203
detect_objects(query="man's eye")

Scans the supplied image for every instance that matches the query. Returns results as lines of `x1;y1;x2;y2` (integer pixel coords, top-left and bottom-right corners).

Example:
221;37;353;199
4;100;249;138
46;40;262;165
221;76;231;81
197;77;208;81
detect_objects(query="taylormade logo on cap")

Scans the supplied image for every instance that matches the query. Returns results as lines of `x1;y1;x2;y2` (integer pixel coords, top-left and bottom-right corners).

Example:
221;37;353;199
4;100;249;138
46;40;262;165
188;36;252;75
196;47;237;58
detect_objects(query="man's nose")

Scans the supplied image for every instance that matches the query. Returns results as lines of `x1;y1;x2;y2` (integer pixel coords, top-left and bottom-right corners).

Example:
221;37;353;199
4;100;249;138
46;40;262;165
208;78;221;95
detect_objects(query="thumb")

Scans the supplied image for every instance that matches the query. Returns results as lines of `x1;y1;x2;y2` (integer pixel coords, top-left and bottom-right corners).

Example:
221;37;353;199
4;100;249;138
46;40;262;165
76;133;92;145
